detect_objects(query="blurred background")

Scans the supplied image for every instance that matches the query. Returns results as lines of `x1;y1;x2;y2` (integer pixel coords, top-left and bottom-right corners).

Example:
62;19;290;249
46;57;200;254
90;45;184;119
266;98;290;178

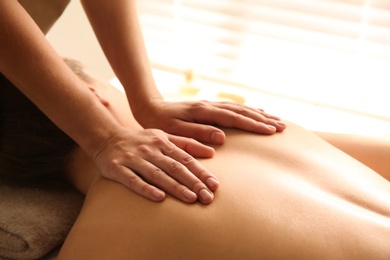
47;0;390;136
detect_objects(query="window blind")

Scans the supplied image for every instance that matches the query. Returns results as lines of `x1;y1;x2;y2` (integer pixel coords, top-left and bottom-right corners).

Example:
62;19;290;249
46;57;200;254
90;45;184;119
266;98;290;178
136;0;390;121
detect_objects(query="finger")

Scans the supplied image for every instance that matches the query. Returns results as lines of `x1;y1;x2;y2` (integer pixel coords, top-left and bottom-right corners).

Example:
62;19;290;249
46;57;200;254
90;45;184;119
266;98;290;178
207;102;286;131
192;107;278;134
167;135;220;191
133;137;215;204
103;160;166;202
168;134;215;158
168;121;226;145
153;155;215;204
257;111;286;131
209;101;271;117
163;145;220;193
147;137;216;203
260;111;282;121
114;153;202;204
134;160;202;204
134;158;214;204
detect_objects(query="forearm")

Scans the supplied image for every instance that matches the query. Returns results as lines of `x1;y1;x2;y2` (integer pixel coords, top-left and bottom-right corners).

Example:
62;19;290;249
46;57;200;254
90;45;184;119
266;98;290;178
81;0;162;117
0;0;123;157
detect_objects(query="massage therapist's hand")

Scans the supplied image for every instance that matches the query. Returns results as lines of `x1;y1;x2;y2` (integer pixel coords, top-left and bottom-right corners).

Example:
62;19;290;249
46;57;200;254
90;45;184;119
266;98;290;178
135;100;287;144
93;128;219;204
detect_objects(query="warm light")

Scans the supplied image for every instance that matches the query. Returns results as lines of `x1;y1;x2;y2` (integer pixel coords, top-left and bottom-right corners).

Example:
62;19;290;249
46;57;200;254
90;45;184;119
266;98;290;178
357;0;371;52
136;0;390;135
280;174;390;228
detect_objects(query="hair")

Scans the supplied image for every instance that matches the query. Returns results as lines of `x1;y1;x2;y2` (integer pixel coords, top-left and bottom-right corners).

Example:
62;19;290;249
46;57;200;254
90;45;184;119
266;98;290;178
0;59;94;186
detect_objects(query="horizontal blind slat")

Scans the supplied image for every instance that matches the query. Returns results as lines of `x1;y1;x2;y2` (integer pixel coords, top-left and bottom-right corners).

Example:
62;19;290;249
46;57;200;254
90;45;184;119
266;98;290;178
136;0;390;119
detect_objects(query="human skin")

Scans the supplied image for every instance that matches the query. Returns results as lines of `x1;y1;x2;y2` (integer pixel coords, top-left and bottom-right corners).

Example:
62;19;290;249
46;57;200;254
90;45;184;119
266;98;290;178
0;0;285;204
315;131;390;181
59;81;390;259
80;0;286;139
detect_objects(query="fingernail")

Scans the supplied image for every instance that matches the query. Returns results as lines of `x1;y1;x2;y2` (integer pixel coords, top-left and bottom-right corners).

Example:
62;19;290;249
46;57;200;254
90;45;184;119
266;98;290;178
199;189;214;203
206;177;219;190
276;121;285;127
183;189;197;200
211;132;225;143
152;189;165;200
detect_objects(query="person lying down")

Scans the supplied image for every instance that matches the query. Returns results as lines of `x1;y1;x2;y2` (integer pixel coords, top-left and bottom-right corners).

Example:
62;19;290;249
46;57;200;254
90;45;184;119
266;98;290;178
1;59;390;259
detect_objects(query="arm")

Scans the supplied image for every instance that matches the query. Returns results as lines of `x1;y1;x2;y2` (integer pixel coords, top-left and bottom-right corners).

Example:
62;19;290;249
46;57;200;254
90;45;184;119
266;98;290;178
0;0;218;204
0;0;118;157
315;132;390;181
59;124;390;259
81;0;286;145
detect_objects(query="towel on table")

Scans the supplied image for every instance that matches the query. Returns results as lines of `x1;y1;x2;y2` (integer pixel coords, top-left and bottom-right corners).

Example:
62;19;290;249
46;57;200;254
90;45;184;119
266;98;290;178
0;181;83;260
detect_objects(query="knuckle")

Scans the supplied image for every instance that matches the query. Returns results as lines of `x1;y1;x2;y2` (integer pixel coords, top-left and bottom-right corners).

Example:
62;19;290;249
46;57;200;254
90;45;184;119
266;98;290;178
124;174;140;189
164;145;175;154
123;152;135;161
265;118;275;126
190;101;208;111
106;160;120;176
236;106;246;113
231;113;243;124
197;169;209;181
191;180;206;192
151;135;166;146
182;155;194;165
150;168;163;181
137;144;149;153
169;161;183;174
232;112;242;120
137;144;152;156
140;183;150;195
173;183;185;194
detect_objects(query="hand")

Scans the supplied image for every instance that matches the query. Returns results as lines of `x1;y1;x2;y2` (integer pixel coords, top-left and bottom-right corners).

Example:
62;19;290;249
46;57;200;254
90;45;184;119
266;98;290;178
93;128;219;204
136;100;287;144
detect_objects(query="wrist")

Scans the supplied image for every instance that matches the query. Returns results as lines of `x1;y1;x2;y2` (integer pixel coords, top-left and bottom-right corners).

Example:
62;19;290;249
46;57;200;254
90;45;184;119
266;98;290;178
131;97;164;128
65;94;128;159
127;91;163;127
89;125;129;162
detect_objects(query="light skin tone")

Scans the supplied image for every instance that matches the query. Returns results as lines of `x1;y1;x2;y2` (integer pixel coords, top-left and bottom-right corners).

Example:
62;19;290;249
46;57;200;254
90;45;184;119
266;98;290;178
80;0;286;139
314;132;390;182
60;79;390;259
0;0;285;204
69;78;390;193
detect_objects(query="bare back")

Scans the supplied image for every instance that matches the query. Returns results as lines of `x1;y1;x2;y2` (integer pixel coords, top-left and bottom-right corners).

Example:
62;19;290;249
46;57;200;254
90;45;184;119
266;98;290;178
59;122;390;259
